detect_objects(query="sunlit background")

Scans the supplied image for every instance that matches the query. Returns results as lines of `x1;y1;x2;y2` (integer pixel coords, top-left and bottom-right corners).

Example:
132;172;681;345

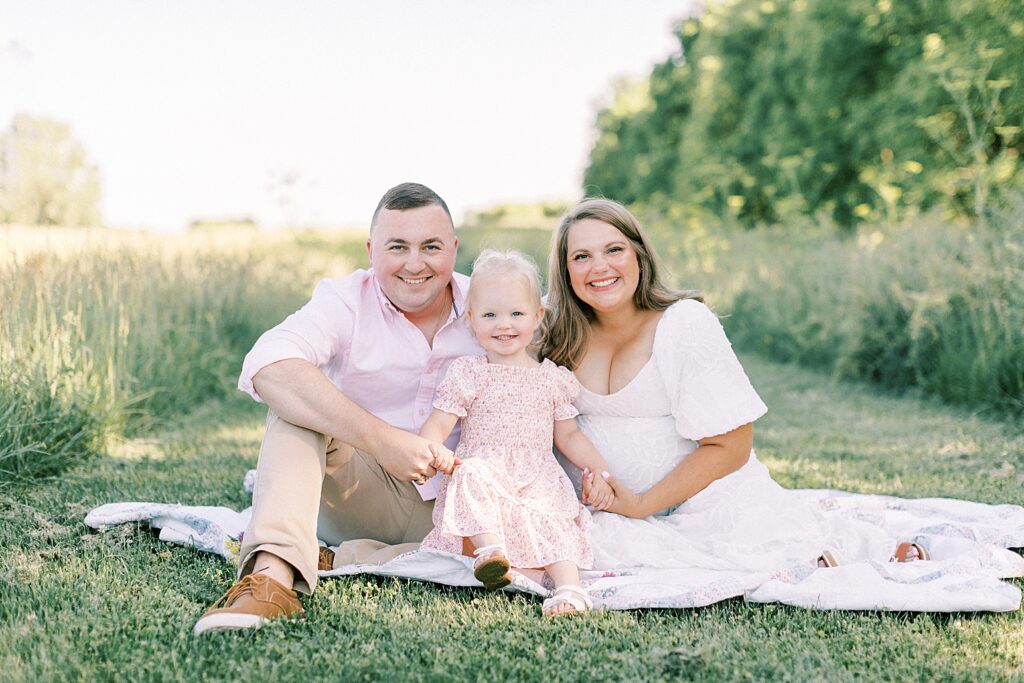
1;1;691;230
2;6;1023;675
2;1;1022;487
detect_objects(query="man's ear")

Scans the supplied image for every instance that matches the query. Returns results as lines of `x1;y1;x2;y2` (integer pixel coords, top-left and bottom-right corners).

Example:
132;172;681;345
365;238;372;260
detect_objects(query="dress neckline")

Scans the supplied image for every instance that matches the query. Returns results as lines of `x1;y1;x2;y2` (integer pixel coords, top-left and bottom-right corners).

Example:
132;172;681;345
577;309;668;398
578;357;655;399
477;356;550;372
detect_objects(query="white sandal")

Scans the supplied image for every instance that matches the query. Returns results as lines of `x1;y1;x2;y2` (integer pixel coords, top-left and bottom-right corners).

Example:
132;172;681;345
542;584;592;617
472;544;512;590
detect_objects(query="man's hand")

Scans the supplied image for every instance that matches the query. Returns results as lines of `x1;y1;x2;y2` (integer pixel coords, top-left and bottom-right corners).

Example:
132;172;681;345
581;467;615;511
374;429;442;484
428;442;458;475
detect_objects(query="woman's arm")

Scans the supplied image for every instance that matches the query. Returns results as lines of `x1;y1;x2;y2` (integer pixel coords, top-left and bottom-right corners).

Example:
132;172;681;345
603;422;753;518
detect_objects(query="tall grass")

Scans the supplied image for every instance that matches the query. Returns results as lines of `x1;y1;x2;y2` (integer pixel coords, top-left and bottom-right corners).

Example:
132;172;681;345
0;227;357;483
3;207;1021;484
646;205;1024;418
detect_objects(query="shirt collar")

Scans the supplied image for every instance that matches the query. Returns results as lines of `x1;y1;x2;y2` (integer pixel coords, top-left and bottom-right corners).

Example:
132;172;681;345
369;268;466;321
449;272;468;319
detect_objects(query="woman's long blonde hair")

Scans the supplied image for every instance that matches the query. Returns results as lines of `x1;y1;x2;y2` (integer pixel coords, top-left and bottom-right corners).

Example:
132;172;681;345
539;198;702;370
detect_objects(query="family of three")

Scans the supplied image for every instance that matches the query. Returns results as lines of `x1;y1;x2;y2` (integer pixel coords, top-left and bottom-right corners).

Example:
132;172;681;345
192;182;985;634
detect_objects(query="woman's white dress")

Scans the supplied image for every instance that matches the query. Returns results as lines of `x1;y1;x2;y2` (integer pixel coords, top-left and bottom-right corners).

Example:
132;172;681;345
567;299;1024;610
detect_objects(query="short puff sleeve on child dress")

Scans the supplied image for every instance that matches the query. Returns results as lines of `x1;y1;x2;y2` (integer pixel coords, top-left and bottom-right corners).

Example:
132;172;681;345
420;356;593;569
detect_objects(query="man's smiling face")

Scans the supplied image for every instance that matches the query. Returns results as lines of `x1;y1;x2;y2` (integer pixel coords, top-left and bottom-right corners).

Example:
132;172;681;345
367;204;458;315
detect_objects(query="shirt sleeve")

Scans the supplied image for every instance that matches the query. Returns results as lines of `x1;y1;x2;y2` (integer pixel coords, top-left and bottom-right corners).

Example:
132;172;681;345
432;356;477;417
237;279;355;402
552;363;581;421
654;299;767;441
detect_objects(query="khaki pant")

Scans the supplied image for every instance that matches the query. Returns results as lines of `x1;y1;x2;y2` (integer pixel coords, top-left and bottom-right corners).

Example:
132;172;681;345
238;410;434;593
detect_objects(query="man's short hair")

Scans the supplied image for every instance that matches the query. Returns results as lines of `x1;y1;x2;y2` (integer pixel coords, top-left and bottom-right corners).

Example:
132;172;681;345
370;182;453;232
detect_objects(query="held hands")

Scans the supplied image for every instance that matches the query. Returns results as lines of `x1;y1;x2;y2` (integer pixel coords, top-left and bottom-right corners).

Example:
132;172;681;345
427;442;459;475
582;468;646;518
377;429;454;484
581;467;615;511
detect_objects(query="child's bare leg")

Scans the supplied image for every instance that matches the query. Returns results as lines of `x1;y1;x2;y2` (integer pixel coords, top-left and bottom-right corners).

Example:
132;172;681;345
469;533;511;590
469;533;501;552
516;568;547;585
543;560;588;616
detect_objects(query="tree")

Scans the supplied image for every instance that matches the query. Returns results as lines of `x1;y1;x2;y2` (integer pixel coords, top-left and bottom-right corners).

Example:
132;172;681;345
583;0;1024;228
0;113;103;226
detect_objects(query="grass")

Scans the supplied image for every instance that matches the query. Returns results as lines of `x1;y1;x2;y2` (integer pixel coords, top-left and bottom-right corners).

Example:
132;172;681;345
1;355;1022;682
5;207;1022;484
0;226;360;482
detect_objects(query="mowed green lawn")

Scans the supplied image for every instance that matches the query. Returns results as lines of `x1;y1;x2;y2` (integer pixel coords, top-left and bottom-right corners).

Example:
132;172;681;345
1;355;1022;682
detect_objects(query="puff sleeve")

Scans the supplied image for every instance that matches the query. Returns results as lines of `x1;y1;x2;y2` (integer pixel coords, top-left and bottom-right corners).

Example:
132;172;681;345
550;362;581;421
432;356;479;417
653;300;767;441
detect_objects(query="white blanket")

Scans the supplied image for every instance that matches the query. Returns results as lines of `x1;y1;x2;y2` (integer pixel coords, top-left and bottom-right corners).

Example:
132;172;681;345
84;483;1024;612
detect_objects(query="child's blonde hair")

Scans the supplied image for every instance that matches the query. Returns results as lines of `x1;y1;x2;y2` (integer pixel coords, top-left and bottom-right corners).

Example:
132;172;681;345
469;249;543;307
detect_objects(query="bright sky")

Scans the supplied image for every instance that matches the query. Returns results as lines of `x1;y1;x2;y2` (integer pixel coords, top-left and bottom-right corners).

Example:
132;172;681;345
1;1;692;231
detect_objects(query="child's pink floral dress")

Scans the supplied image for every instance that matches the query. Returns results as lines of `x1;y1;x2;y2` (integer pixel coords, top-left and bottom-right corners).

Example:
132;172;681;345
420;355;593;569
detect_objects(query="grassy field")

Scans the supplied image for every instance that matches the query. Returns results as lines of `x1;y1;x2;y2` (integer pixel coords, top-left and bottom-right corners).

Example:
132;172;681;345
1;219;1022;680
1;355;1022;682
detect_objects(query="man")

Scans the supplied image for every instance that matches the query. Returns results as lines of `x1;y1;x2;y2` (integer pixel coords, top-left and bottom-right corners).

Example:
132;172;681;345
194;182;481;635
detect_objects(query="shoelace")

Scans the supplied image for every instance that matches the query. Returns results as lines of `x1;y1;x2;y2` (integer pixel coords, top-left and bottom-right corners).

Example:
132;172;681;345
209;573;269;609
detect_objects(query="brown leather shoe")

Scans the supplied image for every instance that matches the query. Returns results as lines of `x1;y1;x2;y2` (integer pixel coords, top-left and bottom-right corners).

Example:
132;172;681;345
318;546;336;571
193;573;303;635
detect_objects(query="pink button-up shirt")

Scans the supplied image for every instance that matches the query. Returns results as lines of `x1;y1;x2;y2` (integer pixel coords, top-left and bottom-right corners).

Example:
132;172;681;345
239;269;483;459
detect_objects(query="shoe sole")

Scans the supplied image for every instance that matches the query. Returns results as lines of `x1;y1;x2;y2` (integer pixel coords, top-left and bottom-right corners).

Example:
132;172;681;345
474;557;512;590
193;612;267;635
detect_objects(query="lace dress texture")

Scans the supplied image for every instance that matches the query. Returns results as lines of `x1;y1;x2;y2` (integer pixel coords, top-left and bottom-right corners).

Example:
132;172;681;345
419;356;593;569
568;300;1024;586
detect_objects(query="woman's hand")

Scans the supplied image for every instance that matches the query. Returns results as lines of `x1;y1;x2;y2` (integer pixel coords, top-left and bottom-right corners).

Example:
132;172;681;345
581;468;615;510
583;469;646;517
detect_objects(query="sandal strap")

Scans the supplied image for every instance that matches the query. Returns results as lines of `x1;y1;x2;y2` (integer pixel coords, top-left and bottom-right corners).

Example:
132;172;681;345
472;544;505;557
544;584;593;611
891;541;928;562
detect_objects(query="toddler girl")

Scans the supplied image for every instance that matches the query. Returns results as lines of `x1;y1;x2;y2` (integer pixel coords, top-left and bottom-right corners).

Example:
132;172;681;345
419;249;614;617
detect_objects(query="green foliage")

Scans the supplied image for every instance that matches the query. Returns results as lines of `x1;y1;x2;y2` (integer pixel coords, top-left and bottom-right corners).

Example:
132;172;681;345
0;363;106;483
455;227;554;282
0;113;103;226
461;201;570;231
0;229;359;483
584;0;1024;227
681;206;1024;416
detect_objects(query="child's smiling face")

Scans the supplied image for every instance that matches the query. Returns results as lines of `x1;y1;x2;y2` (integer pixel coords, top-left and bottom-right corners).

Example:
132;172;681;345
468;272;544;362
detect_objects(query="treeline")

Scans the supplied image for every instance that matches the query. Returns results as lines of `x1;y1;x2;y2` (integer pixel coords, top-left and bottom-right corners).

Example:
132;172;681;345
585;0;1024;227
0;114;103;226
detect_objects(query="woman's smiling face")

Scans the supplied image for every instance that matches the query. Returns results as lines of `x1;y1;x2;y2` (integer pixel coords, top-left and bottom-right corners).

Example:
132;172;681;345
565;218;640;314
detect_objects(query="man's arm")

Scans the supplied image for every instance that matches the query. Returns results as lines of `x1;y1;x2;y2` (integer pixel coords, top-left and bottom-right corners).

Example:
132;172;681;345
252;358;443;482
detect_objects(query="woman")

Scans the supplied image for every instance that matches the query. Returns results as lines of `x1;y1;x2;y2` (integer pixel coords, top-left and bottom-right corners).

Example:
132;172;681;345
540;198;1024;596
